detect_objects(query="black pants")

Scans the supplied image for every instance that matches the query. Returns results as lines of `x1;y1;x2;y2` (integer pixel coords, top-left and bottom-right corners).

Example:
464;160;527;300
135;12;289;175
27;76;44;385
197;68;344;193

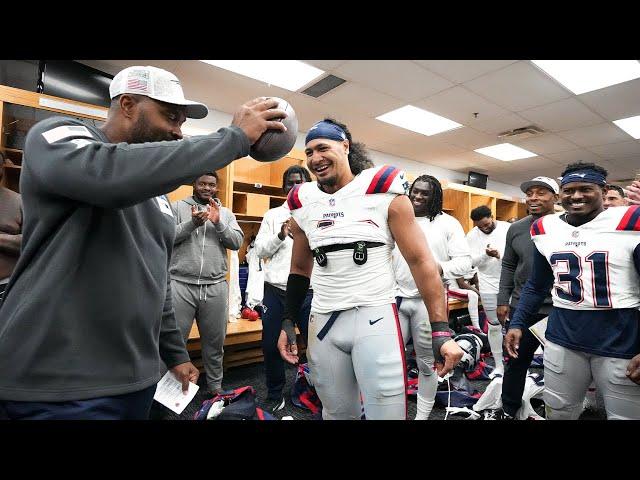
501;310;547;417
0;384;157;420
261;282;312;399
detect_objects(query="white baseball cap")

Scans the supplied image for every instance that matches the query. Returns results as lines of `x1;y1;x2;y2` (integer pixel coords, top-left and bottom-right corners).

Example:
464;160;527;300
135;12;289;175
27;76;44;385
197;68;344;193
109;66;208;119
520;176;559;194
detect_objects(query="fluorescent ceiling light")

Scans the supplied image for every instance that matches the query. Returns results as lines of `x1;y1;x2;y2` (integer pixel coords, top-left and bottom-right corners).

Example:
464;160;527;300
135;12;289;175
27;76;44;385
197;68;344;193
474;143;537;161
200;60;324;91
613;115;640;139
531;60;640;95
376;105;462;136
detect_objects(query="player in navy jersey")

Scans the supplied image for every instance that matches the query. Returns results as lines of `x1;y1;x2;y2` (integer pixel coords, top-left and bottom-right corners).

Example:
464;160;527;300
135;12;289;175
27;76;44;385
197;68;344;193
505;162;640;420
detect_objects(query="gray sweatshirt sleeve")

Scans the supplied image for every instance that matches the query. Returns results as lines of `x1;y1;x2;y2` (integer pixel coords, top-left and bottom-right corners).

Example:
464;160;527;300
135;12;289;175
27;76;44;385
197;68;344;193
214;208;244;250
497;224;517;306
172;202;198;244
24;117;250;208
159;276;191;368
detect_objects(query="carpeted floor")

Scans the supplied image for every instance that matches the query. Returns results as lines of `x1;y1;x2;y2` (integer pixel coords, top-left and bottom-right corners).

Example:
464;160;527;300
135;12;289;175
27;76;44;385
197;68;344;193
149;357;606;421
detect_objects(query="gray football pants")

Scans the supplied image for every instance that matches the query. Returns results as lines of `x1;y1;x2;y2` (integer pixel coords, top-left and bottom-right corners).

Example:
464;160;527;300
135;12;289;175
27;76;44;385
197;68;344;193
396;297;437;407
172;279;228;392
544;340;640;420
307;304;407;420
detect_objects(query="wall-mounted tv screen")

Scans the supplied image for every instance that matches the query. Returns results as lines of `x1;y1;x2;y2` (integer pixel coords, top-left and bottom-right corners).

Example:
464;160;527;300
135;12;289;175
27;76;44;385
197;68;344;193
468;171;488;189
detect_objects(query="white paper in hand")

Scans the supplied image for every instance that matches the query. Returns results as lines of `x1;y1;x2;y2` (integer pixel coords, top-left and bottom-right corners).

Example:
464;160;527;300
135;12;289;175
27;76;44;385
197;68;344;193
153;371;199;415
529;316;548;347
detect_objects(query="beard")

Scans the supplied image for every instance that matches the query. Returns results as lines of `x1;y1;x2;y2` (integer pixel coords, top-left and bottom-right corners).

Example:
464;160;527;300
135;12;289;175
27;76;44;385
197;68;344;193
317;175;338;189
129;111;173;144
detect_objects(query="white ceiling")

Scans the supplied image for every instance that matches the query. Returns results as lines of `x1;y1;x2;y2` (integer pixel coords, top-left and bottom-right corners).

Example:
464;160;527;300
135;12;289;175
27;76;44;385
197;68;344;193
80;60;640;187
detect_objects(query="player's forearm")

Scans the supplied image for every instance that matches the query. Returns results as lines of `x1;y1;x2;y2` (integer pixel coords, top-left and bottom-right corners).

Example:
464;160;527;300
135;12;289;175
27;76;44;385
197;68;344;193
509;282;547;330
254;224;283;258
0;233;21;255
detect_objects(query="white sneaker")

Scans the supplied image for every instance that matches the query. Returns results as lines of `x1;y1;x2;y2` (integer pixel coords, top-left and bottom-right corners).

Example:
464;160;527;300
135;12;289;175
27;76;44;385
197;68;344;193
489;367;504;379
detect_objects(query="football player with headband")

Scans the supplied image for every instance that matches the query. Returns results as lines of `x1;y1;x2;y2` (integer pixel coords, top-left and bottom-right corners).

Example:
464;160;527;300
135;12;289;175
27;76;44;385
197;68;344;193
505;162;640;420
276;118;463;420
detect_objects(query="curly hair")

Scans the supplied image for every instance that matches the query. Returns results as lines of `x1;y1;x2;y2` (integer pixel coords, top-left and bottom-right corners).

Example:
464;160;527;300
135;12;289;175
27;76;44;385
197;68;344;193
470;205;492;221
321;118;374;175
561;161;608;179
409;175;443;221
282;165;312;188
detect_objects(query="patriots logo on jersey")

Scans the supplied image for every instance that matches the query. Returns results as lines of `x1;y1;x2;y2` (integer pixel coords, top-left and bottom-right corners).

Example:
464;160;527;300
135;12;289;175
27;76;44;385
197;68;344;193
317;220;334;229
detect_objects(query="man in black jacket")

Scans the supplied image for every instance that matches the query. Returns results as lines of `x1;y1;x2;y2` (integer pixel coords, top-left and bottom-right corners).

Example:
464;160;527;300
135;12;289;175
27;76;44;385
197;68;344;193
487;176;558;420
0;65;287;419
0;153;22;301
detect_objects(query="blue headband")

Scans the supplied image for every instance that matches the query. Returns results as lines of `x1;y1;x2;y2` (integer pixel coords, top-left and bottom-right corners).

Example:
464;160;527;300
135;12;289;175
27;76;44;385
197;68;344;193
305;121;347;144
560;169;607;187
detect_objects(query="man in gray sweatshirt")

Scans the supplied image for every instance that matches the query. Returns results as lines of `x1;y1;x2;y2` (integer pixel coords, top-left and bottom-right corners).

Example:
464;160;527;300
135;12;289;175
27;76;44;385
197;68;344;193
170;171;243;396
0;65;288;419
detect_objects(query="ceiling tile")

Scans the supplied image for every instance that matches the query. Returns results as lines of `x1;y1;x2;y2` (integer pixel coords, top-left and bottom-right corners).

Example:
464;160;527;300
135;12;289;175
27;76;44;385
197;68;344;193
519;98;604;132
168;61;296;117
448;151;508;169
513;134;579;155
472;113;532;135
286;92;343;131
578;78;640;121
557;123;633;147
413;60;518;84
319;82;404;118
335;60;453;102
338;114;415;145
434;127;498;150
496;155;561;171
301;60;347;71
588;141;640;159
607;157;640;173
384;133;466;161
415;86;510;125
464;61;572;112
545;149;602;164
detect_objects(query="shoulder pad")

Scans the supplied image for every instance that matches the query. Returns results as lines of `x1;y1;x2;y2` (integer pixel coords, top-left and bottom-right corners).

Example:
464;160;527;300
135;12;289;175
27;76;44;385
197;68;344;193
365;165;406;195
287;183;303;211
616;205;640;231
530;217;546;236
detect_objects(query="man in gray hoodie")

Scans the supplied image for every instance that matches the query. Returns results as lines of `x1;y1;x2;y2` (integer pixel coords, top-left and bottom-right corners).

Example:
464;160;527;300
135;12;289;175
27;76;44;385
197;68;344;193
170;171;243;395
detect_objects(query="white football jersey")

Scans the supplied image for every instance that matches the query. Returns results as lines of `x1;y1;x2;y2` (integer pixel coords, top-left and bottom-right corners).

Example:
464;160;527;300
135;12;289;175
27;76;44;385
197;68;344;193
393;213;472;298
531;206;640;310
466;221;510;294
288;165;409;313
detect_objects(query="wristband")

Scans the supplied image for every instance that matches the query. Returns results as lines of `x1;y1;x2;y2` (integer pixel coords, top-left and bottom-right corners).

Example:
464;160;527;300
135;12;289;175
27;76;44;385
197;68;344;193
431;322;452;364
